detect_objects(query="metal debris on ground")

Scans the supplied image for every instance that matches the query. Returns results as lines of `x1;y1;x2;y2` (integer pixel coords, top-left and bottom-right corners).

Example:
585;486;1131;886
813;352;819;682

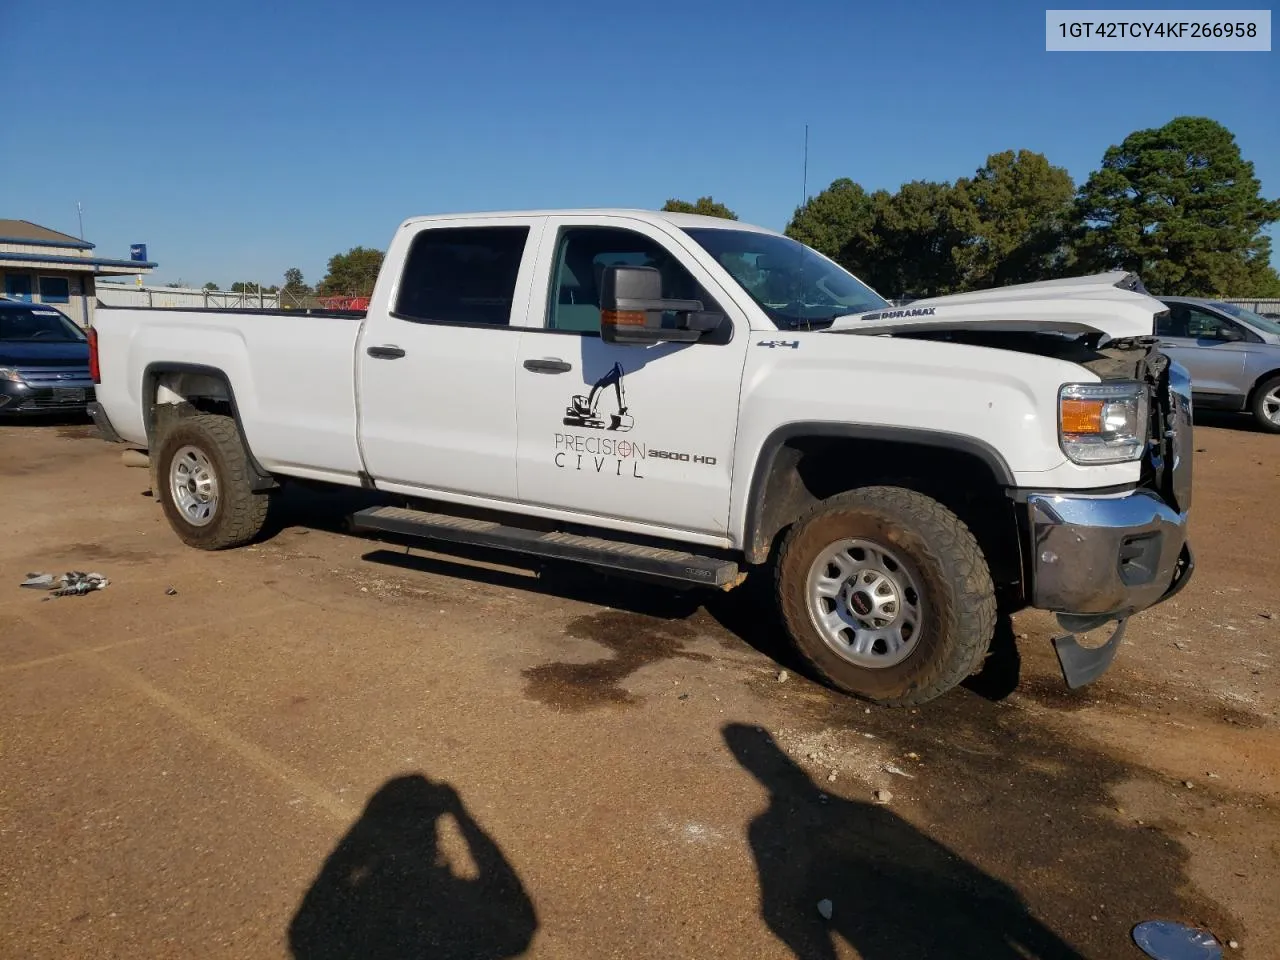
21;572;109;598
165;586;178;596
883;762;917;779
1132;919;1223;959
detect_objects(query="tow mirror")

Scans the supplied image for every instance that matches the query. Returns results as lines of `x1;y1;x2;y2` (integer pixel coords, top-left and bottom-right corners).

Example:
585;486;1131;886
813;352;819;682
599;265;708;345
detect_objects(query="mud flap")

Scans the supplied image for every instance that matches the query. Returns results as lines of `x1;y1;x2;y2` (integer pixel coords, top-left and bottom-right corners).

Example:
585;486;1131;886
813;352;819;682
1052;618;1127;690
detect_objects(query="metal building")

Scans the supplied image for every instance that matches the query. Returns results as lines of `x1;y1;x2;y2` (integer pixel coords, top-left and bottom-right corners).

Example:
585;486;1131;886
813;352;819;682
0;219;156;327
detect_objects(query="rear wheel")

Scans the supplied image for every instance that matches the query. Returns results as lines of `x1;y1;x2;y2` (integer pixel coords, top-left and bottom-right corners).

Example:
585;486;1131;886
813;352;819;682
775;486;996;706
155;413;271;549
1250;375;1280;433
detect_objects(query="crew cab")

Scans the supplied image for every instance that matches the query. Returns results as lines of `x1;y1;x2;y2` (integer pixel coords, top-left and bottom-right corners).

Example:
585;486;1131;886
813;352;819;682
88;210;1194;706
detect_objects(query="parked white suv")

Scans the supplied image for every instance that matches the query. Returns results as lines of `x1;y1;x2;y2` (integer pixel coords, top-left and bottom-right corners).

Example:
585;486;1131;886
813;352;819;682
88;210;1194;705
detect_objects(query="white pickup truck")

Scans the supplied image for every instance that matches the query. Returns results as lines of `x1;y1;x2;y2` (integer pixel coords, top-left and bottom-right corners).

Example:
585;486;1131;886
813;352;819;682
88;209;1194;706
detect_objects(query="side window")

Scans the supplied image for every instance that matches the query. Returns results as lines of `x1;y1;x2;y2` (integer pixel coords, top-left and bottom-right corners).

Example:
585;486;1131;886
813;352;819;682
394;226;529;326
1186;307;1237;341
547;227;721;333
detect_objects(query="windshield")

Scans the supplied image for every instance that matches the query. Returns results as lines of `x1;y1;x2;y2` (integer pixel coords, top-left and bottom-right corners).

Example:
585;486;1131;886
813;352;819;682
682;228;888;329
0;307;85;342
1212;302;1280;337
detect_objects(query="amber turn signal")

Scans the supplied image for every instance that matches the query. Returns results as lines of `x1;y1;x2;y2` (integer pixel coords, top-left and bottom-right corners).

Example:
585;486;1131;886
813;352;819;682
1060;398;1104;434
601;310;647;328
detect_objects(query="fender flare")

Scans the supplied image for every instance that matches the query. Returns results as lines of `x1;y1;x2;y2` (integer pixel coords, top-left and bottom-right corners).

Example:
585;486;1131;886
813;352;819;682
141;361;278;491
741;422;1016;564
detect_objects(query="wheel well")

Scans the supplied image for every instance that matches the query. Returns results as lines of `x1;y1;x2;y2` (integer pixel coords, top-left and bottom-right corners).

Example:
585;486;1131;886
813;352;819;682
746;434;1025;605
143;364;277;491
1247;369;1280;406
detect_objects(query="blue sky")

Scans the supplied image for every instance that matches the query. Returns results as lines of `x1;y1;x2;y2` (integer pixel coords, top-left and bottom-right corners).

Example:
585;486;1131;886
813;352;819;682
2;0;1276;288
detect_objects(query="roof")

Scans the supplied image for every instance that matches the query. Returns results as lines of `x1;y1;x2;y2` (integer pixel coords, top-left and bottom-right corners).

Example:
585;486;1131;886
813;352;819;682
399;208;780;235
0;251;156;270
0;219;94;250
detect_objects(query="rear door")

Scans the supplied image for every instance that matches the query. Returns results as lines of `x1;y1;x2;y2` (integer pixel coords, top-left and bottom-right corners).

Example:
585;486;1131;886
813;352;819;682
356;217;544;501
1156;302;1251;401
512;215;750;540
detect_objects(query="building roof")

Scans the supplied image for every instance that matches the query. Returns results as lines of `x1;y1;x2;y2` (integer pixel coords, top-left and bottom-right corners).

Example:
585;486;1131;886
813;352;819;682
0;251;156;273
0;219;95;250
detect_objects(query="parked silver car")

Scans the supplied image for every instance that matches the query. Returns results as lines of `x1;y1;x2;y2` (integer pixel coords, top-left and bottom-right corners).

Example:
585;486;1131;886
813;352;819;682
1156;297;1280;432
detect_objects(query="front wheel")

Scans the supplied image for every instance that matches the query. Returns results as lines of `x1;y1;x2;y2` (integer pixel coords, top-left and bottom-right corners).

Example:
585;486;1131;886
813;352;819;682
155;413;271;549
1250;375;1280;433
775;486;996;706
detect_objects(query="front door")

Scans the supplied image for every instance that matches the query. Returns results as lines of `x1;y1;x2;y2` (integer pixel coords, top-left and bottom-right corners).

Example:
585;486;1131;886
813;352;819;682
513;217;749;539
357;217;544;501
1156;303;1249;401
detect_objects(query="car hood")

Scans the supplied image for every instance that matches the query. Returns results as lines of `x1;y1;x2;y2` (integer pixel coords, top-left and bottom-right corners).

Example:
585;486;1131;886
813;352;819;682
0;341;90;366
826;271;1164;341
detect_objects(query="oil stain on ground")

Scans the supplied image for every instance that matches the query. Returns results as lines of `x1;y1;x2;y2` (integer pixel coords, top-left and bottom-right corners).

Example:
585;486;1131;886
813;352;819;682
742;669;1245;958
522;609;712;711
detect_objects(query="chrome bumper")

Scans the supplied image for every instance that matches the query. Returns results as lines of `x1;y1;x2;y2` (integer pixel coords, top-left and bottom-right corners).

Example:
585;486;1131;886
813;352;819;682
1027;488;1192;620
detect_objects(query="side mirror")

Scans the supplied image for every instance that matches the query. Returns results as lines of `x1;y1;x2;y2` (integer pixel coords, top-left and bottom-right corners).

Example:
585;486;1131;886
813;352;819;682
599;265;709;345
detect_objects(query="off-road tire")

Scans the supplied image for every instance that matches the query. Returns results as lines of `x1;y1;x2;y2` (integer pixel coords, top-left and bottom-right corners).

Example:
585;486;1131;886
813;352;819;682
155;413;271;549
775;485;996;706
1250;375;1280;434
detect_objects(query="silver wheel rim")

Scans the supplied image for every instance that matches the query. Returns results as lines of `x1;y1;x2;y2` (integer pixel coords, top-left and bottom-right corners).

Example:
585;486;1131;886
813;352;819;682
805;538;926;668
170;445;219;527
1263;387;1280;424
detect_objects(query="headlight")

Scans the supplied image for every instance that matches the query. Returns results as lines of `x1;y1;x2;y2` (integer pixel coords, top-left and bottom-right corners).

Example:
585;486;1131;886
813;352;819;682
0;367;26;384
1059;381;1148;464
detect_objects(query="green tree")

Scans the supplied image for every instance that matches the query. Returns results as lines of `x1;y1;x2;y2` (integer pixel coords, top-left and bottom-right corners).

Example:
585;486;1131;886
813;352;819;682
955;150;1076;288
870;181;973;298
203;282;220;291
661;197;738;220
283;267;309;295
319;247;385;296
1075;116;1280;296
785;178;881;275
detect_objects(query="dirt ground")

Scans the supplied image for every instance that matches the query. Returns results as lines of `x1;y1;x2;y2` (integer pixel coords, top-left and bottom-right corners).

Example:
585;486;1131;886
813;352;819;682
1;413;1277;959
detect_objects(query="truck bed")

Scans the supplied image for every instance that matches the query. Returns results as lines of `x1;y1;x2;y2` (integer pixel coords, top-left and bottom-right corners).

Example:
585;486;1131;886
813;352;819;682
92;304;368;485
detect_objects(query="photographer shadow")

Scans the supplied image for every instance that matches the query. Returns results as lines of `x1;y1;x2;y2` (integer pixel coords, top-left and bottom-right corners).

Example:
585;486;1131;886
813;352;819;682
289;774;536;959
724;723;1083;960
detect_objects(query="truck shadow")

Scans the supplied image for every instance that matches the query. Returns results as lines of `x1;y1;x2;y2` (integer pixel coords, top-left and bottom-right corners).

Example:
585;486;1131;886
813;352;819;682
288;773;537;960
724;722;1087;960
263;481;1021;698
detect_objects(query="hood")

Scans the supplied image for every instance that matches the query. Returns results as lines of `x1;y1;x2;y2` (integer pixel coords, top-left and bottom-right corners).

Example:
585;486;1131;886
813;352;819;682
0;340;90;367
827;271;1165;341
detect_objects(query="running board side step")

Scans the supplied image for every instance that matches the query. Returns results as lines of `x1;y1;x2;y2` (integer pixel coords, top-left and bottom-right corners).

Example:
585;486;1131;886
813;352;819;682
350;505;742;588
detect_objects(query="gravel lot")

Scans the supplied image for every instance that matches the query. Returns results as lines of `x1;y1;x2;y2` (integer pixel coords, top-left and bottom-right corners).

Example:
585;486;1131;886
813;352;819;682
2;415;1277;959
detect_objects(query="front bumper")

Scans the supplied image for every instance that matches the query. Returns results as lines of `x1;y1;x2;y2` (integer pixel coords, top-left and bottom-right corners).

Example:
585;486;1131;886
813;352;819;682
1025;487;1195;689
1026;488;1192;620
0;379;95;416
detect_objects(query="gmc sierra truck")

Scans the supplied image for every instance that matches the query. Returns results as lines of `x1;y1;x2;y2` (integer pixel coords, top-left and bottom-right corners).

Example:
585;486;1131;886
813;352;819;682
87;209;1194;706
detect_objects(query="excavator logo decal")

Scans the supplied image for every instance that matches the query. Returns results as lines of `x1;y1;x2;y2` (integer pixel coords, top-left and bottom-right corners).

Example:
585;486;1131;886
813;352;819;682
562;361;635;432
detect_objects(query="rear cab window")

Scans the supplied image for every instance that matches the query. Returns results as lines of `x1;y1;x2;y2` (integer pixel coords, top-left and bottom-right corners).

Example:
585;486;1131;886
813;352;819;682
393;226;531;327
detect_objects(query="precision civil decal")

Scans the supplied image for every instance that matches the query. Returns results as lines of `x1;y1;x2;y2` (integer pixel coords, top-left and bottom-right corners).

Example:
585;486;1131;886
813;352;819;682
860;307;937;322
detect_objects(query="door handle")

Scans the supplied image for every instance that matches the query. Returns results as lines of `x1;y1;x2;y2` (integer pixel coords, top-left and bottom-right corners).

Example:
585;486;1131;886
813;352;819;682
523;358;572;374
367;345;406;360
